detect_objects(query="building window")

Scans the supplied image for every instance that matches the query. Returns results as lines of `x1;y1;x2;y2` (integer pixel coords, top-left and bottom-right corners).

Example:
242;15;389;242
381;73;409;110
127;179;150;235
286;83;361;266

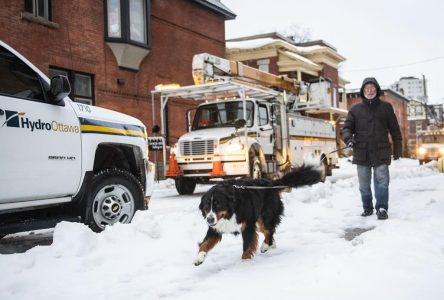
105;0;151;48
257;59;270;73
416;121;422;132
24;0;52;21
49;67;94;105
415;106;422;115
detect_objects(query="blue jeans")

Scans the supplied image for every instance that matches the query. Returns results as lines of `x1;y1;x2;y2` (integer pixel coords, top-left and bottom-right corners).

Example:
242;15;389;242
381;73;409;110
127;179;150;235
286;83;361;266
357;164;390;211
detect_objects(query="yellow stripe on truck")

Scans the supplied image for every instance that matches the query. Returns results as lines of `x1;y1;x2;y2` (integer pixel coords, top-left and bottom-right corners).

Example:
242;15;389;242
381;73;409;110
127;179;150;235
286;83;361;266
80;125;145;138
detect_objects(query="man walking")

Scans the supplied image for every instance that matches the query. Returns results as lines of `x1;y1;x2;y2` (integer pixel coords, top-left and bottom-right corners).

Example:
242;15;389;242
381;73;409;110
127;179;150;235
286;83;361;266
343;77;402;220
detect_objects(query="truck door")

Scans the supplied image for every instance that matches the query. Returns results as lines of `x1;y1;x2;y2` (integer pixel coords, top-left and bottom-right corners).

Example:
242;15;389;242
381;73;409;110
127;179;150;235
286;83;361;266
257;103;274;155
0;45;82;203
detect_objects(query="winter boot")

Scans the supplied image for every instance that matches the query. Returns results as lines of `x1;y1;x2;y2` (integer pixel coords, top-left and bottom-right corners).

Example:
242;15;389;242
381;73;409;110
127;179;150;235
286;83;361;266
361;208;374;217
376;208;388;220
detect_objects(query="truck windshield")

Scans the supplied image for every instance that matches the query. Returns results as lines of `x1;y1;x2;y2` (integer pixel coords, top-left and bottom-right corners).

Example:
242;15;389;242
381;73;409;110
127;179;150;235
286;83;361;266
420;135;444;143
192;101;254;130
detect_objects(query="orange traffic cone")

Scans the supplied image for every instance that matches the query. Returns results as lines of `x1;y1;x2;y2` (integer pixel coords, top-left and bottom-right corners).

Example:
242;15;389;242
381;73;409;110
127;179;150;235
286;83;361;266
209;153;225;177
165;152;183;177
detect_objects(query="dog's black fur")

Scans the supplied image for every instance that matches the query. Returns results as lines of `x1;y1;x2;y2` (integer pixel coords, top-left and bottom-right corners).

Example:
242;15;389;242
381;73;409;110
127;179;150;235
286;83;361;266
194;164;321;265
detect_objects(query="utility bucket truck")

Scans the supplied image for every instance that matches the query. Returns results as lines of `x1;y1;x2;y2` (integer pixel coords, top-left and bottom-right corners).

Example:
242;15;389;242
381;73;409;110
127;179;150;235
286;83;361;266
152;53;338;195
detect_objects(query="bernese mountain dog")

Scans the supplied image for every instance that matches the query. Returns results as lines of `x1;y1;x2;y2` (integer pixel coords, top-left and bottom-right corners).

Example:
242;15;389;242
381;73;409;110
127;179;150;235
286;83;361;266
194;164;321;266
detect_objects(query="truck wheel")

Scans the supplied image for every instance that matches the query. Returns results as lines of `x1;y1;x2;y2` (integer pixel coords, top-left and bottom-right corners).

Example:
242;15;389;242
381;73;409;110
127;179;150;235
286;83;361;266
250;157;262;179
85;168;143;232
175;178;196;195
320;159;328;182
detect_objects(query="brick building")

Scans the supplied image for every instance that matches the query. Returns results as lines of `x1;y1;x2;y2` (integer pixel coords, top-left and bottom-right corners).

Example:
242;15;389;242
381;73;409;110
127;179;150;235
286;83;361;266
346;89;410;156
0;0;235;157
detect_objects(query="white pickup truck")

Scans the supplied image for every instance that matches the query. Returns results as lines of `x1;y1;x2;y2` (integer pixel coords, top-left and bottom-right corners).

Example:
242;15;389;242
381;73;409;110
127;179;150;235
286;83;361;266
0;40;155;236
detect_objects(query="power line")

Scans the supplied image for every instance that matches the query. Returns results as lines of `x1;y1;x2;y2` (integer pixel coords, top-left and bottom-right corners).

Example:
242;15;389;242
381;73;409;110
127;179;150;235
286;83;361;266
343;56;444;73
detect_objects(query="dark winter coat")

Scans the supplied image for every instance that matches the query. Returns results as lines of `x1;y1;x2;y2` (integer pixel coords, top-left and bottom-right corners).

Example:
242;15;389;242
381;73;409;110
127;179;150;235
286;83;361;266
342;77;402;166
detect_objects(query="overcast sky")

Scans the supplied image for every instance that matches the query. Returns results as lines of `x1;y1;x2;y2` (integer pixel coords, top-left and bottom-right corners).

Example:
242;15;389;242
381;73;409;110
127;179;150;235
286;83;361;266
223;0;444;103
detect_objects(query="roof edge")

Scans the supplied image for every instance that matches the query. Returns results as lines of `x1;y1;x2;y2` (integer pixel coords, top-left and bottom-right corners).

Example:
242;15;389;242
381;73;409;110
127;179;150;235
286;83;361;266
191;0;236;20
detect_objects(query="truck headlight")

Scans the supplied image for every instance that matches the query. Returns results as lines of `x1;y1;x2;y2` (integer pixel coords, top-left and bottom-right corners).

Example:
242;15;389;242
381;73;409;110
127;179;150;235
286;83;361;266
227;142;245;153
417;147;427;155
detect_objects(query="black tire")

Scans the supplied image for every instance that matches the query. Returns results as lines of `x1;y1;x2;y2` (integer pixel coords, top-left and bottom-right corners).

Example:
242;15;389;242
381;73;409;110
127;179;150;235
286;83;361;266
250;156;262;179
175;177;196;195
84;168;144;233
320;159;328;182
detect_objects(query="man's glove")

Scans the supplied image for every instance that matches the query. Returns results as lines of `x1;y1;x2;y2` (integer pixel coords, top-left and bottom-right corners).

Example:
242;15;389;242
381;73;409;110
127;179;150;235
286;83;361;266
346;137;356;148
393;150;401;160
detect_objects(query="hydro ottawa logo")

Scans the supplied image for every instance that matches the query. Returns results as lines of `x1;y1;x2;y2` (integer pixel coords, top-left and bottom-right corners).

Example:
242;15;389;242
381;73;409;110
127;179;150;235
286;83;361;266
0;109;79;133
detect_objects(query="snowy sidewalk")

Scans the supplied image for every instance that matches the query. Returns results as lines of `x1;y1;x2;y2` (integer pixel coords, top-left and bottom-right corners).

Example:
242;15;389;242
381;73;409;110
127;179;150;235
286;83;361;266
1;158;443;300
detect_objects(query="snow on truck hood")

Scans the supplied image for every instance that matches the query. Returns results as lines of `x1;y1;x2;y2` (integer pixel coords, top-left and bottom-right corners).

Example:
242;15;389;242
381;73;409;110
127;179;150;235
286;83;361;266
178;127;237;142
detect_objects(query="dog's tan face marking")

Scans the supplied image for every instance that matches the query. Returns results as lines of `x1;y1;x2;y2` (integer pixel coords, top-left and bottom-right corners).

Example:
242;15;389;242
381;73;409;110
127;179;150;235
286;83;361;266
216;211;227;220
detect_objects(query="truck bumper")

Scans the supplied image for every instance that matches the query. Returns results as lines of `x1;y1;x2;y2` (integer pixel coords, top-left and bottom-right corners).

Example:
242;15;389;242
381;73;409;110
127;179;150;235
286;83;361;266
144;159;155;198
177;160;248;177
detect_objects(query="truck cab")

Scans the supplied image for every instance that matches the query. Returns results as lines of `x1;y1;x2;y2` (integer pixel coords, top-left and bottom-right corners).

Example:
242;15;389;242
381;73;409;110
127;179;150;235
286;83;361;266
416;130;444;164
0;40;155;235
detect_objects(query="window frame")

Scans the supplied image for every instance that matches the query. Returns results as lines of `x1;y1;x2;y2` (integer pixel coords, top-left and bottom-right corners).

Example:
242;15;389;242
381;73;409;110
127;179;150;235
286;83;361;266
104;0;151;49
258;104;269;126
24;0;52;21
49;67;95;106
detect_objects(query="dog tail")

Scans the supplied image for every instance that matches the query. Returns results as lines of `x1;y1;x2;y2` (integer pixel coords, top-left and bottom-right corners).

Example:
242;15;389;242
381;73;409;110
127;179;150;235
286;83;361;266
273;164;321;188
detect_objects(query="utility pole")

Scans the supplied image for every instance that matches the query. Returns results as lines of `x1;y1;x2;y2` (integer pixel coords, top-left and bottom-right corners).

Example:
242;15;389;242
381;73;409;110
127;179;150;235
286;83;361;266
422;74;428;103
422;74;428;127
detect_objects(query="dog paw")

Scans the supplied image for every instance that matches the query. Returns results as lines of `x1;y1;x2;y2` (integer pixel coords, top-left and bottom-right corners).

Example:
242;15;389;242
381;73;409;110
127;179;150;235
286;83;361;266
260;241;276;253
241;252;254;260
194;251;206;266
260;243;270;253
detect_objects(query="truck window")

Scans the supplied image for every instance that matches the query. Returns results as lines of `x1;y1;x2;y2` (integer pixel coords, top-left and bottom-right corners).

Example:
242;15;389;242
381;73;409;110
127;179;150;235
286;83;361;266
0;46;46;102
258;104;269;126
192;101;254;130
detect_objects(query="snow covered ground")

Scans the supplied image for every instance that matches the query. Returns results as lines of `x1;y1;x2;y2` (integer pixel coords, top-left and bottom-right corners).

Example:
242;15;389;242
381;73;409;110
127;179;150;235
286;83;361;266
1;158;444;300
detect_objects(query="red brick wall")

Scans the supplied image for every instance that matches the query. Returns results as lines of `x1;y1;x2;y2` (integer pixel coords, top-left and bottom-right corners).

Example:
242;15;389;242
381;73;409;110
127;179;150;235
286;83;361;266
0;0;227;157
320;64;339;108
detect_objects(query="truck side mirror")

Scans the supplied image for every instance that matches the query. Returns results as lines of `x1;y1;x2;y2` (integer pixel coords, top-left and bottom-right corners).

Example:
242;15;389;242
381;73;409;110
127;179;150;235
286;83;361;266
234;119;246;129
152;125;160;134
49;75;70;105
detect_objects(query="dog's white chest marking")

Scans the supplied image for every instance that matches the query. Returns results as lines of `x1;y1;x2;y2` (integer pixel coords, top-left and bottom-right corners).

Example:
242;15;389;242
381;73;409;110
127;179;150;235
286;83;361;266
213;214;242;234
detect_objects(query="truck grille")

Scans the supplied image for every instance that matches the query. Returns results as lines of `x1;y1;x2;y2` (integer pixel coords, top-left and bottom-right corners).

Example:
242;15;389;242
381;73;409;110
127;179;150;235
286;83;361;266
180;140;215;156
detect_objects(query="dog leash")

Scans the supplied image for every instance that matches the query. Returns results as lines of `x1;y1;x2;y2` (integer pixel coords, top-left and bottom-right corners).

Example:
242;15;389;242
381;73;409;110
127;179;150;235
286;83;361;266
234;145;352;190
233;185;290;190
321;145;351;163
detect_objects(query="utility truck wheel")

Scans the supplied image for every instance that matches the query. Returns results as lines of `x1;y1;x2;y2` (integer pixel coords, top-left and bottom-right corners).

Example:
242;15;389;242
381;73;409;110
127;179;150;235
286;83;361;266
320;159;328;182
175;178;196;195
85;168;143;232
250;157;262;179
